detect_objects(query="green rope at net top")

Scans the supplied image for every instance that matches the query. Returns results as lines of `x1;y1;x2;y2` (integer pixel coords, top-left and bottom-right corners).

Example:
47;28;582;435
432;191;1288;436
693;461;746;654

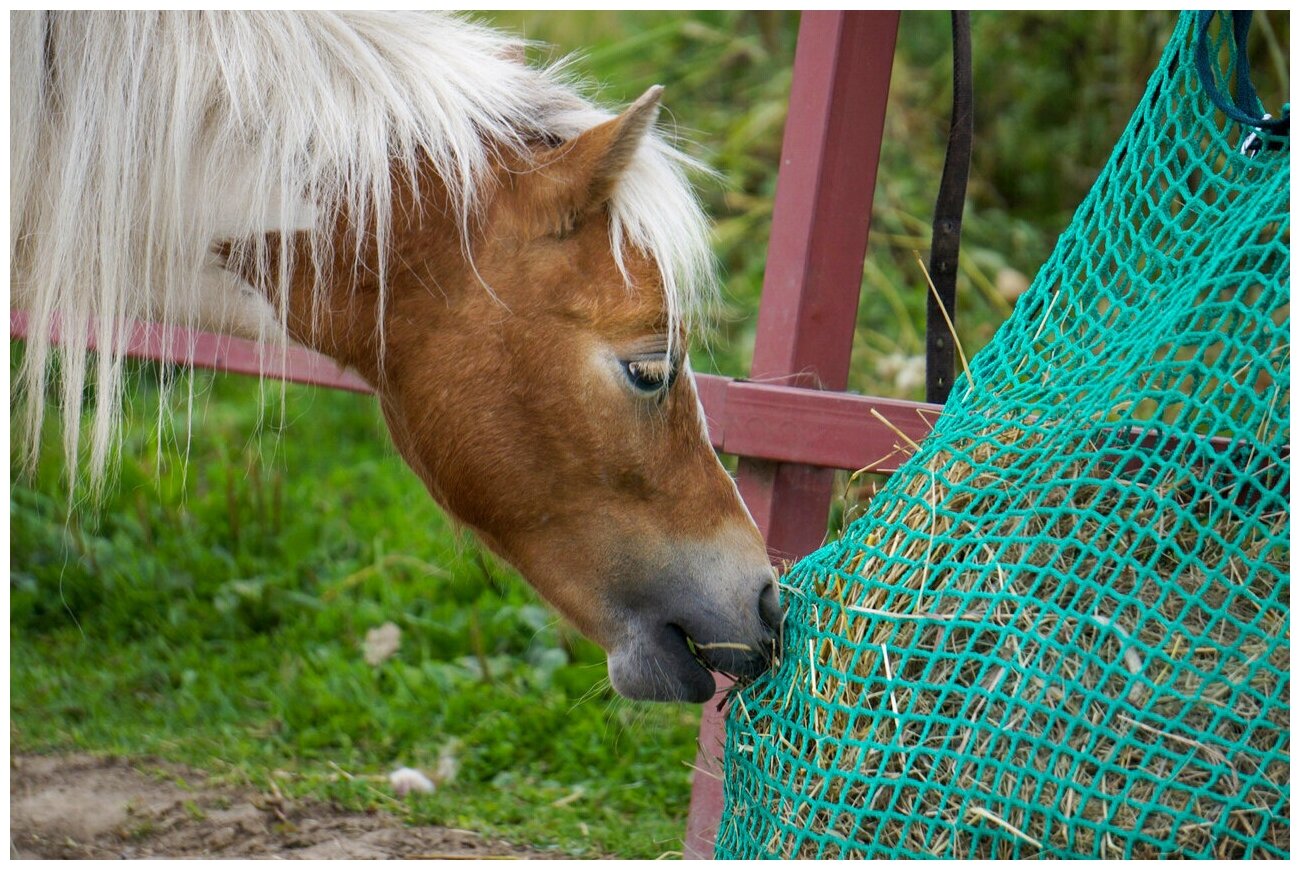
717;11;1289;860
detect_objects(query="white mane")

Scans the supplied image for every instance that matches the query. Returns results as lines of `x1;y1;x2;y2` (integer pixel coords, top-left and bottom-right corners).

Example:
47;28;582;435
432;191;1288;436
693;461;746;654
10;11;716;490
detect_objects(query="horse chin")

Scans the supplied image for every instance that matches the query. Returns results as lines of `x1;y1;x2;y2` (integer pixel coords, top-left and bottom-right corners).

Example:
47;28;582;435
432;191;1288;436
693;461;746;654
607;624;718;703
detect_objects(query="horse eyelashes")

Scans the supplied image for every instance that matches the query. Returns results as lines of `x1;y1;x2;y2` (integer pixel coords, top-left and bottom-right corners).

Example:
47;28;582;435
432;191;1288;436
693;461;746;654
622;358;673;395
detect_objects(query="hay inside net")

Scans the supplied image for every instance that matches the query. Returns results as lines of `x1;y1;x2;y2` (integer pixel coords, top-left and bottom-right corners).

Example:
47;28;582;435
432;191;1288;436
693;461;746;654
717;12;1289;860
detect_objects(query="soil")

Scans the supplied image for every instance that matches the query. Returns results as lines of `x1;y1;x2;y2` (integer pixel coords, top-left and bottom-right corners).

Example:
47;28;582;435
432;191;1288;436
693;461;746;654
10;753;555;859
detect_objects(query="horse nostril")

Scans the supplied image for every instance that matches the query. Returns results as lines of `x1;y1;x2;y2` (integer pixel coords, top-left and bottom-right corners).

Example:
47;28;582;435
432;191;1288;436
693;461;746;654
758;580;784;638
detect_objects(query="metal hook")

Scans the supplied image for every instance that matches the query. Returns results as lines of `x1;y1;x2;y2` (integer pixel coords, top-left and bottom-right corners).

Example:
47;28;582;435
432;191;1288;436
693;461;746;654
1240;113;1273;158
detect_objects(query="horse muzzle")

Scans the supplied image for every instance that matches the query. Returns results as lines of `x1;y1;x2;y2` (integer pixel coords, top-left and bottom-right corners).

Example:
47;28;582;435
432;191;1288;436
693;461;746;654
607;576;783;703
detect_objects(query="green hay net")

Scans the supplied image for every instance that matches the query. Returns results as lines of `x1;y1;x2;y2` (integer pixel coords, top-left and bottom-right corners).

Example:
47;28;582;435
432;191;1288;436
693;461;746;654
717;12;1289;860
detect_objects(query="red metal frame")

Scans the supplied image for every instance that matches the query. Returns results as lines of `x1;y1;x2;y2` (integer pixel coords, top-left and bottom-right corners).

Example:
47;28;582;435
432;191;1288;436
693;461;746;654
7;312;937;477
8;10;912;860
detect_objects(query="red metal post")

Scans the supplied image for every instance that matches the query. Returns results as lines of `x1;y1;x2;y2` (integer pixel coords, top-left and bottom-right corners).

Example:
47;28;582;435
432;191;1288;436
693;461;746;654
739;9;900;559
683;10;900;859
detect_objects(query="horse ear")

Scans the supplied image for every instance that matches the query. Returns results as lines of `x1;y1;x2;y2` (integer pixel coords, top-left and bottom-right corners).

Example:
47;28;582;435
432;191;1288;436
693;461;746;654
524;85;663;231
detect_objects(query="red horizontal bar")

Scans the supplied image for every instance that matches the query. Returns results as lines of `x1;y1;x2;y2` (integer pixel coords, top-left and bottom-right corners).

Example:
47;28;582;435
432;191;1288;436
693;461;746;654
13;313;1264;480
9;309;372;394
712;378;940;473
12;310;939;474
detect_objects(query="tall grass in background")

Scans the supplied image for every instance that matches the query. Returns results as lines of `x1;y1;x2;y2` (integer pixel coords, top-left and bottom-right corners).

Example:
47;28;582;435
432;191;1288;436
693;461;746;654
10;11;1288;857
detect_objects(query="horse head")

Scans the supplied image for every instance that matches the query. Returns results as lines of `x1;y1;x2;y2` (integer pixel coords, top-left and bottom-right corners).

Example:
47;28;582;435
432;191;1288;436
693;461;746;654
223;87;781;702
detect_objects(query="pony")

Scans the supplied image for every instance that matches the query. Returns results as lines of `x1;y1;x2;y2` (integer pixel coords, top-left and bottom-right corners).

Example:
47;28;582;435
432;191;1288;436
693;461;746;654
10;11;781;702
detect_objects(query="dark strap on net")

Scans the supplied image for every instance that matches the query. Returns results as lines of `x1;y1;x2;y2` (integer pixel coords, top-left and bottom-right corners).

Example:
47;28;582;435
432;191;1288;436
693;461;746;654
926;11;973;405
1194;10;1289;135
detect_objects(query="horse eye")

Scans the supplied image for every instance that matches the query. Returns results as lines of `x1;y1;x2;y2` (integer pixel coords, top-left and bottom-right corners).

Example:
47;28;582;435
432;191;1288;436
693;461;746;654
621;359;673;396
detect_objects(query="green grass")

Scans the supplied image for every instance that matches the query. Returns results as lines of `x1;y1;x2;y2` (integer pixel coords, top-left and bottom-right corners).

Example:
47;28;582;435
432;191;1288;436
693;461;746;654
11;364;703;857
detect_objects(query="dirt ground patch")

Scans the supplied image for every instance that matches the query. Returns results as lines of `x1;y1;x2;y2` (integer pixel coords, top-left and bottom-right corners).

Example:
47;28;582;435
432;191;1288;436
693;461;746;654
10;753;555;859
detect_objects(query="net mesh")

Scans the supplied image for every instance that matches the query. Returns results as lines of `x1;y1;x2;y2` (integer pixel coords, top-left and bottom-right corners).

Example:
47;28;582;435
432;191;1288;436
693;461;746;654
716;12;1289;860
